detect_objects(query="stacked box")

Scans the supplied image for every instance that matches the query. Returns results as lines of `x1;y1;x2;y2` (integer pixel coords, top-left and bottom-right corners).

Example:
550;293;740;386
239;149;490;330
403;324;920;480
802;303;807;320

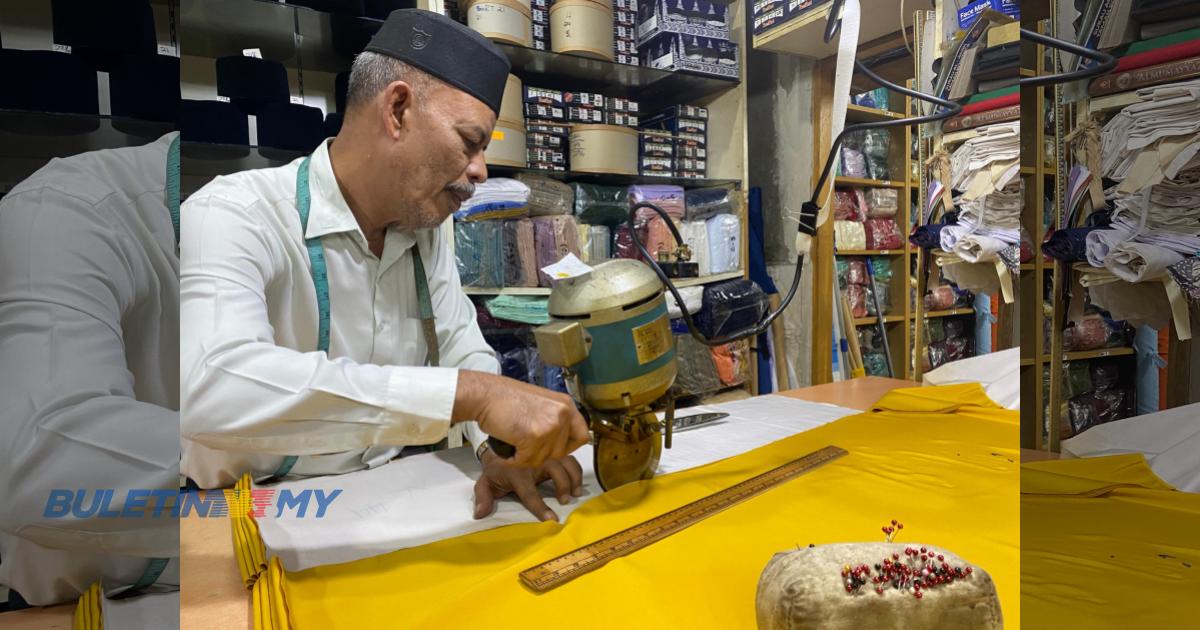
524;86;568;171
638;129;675;177
639;32;738;79
532;0;550;51
641;104;708;178
636;0;730;43
614;0;639;65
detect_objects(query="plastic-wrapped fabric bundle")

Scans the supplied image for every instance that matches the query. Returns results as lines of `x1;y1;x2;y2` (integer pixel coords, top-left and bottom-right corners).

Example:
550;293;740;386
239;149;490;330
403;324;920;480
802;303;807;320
834;220;866;250
515;173;573;216
1063;315;1111;352
837;258;868;286
666;285;704;318
572;183;629;225
864;257;892;317
679;221;711;275
942;317;967;340
864;218;903;250
501;218;538;287
485;294;549;325
927;318;946;343
696;279;768;338
685;187;734;221
576;223;611;263
1066;362;1092;399
706;213;741;274
834;190;866;221
923;285;956;311
844;284;868;318
711;340;750;386
643;216;679;260
499;346;536;383
1091;361;1119;391
672;331;722;396
863;352;890;377
861;129;890;180
474;300;524;330
454;177;530;221
531;215;582;286
455;220;503;288
864;188;898;218
612;223;639;260
839;146;868;178
1066;389;1132;438
630;185;685;222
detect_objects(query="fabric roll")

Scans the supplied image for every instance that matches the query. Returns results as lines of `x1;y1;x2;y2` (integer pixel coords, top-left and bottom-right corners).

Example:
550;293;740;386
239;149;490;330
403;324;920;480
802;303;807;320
516;174;574;216
577;224;611;264
573;183;629;225
532;215;582;287
1105;242;1185;283
685;187;734;221
909;223;949;250
454;220;503;288
954;233;1008;263
839;146;868;178
835;220;866;250
1042;227;1101;262
679;221;711;276
706;214;741;274
502;219;538;287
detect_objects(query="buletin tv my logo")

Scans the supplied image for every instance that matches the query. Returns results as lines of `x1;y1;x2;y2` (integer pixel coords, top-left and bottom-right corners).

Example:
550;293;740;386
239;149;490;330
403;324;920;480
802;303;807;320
43;488;342;518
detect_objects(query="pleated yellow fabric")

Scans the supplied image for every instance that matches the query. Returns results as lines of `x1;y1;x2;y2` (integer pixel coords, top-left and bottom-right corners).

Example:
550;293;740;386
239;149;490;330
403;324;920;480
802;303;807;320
72;582;103;630
1022;454;1200;627
230;472;269;588
252;383;1019;629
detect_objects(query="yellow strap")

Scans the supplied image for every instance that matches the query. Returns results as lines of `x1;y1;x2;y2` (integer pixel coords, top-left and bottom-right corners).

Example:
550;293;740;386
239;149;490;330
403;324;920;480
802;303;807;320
230;473;269;588
72;582;103;630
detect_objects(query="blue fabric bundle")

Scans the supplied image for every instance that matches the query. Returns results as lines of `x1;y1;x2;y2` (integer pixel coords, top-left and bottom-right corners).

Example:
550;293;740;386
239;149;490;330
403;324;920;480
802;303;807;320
695;279;768;339
909;223;948;250
1041;226;1102;262
454;221;504;288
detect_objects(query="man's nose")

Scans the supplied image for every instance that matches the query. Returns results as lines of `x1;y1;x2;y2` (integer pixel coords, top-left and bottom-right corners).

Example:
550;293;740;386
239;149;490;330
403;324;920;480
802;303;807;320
466;150;488;184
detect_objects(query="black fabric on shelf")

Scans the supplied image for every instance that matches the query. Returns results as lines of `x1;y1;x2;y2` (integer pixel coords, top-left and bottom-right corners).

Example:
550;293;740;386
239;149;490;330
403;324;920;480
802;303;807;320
257;102;326;152
287;0;367;15
364;0;417;19
110;54;180;124
1132;0;1198;23
215;56;291;115
179;99;249;145
325;111;344;137
51;0;156;71
335;71;350;112
0;49;98;115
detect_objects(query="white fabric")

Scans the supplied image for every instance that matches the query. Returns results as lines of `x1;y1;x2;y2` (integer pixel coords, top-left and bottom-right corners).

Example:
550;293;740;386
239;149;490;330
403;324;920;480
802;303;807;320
1062;403;1200;493
705;213;741;273
679;220;711;276
834;220;866;250
921;348;1020;410
949;122;1020;192
180;139;496;489
1082;275;1174;329
1105;242;1184;283
459;177;529;208
254;395;859;572
666;285;705;319
103;590;180;630
0;134;180;605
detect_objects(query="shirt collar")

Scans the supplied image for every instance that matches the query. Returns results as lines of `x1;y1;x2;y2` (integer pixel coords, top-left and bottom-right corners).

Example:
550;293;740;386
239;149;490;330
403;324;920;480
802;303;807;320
305;139;417;256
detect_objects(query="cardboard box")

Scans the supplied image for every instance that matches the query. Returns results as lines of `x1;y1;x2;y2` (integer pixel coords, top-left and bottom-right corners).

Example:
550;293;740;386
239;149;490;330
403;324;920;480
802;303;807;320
524;102;565;120
654;103;708;119
528;147;566;164
526;131;566;148
637;0;730;43
605;96;641;113
640;155;674;173
615;53;640;65
641;112;706;134
675;157;706;172
529;161;566;172
605;111;639;126
675;143;706;158
674;169;705;179
958;0;1018;29
527;121;570;135
566;106;604;123
563;92;605;108
523;86;563;105
639;32;738;79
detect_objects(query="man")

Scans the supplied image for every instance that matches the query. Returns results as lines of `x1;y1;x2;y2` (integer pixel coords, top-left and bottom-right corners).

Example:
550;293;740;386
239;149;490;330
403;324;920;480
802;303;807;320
180;9;590;523
0;133;180;606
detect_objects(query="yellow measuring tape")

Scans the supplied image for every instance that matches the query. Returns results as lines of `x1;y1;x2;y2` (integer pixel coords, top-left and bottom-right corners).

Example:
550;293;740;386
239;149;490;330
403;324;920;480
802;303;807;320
520;445;849;592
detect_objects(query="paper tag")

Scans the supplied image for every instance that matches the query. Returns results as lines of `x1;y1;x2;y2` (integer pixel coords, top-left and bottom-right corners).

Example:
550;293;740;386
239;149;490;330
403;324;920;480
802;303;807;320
492;129;505;141
242;48;263;58
216;95;231;103
157;44;179;57
290;96;304;104
52;43;71;53
541;253;593;282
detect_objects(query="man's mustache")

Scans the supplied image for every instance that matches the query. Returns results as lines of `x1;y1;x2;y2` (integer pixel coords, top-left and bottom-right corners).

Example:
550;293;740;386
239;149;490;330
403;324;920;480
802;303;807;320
446;182;475;198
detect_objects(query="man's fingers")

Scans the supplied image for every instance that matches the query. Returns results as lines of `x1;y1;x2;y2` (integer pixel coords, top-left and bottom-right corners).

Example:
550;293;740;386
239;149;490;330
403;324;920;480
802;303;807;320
562;456;584;496
567;412;591;452
543;459;572;505
472;477;495;520
512;475;556;522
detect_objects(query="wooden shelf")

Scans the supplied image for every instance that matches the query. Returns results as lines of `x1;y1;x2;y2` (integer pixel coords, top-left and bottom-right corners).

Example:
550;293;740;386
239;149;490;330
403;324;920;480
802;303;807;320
837;249;908;256
853;315;904;326
834;176;906;189
923;308;975;319
462;270;745;296
1036;347;1137;362
488;164;740;189
1019;263;1035;271
1020;358;1035;366
845;104;905;123
753;0;910;60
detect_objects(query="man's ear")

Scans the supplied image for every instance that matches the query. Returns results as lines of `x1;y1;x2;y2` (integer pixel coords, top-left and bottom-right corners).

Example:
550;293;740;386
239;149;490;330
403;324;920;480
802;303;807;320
382;80;414;140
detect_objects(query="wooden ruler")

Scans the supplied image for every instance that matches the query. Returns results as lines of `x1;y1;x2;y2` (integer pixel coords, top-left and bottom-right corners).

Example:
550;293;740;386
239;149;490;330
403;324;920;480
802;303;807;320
519;445;849;592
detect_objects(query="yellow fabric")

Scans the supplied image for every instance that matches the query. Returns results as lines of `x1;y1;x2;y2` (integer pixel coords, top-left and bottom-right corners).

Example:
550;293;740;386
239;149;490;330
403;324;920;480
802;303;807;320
1022;454;1200;627
72;582;103;630
230;472;269;588
251;383;1019;630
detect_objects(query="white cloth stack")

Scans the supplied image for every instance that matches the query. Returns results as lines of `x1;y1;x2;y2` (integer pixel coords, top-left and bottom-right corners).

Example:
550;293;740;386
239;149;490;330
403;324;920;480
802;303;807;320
949;122;1020;192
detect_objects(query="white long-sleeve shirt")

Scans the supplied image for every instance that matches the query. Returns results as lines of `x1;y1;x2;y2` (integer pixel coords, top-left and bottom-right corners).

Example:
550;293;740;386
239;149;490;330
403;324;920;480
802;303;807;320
180;139;497;489
0;133;181;606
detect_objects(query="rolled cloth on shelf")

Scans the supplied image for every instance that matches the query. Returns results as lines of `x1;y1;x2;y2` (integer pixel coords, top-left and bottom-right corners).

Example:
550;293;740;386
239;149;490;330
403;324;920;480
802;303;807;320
454;220;503;287
835;220;867;250
516;173;574;216
685;187;734;221
572;183;629;225
501;218;538;287
679;221;711;276
910;223;950;250
696;279;768;338
954;233;1009;263
577;223;611;264
706;213;741;274
1104;242;1185;283
1041;227;1101;262
630;185;685;221
532;215;582;286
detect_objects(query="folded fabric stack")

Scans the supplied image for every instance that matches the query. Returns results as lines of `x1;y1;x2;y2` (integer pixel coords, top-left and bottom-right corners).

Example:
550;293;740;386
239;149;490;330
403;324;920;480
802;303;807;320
572;183;629;226
1100;79;1200;183
948;121;1020;192
630;184;685;222
501;219;539;287
705;213;741;274
516;173;574;216
1085;214;1200;282
531;215;582;287
1061;353;1134;439
454;220;503;288
684;187;734;220
576;224;611;264
939;182;1022;262
485;294;550;326
453;178;531;221
678;220;711;276
921;316;974;372
1090;19;1200;97
833;187;900;251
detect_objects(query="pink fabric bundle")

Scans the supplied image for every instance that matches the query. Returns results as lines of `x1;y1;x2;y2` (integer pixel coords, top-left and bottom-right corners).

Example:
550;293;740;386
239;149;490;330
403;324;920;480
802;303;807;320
924;285;956;311
642;216;680;260
612;224;639;260
532;215;582;287
834;190;866;221
630;185;685;224
502;218;538;287
864;218;903;250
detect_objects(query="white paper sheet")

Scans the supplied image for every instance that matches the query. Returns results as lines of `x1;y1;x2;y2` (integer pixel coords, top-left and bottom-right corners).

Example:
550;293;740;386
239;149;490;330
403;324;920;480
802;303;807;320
1062;403;1200;492
254;396;859;572
921;348;1020;410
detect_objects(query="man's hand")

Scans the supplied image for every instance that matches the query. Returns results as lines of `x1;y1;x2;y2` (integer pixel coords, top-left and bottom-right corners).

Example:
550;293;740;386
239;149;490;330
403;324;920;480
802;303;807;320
453;371;590;468
473;449;584;522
